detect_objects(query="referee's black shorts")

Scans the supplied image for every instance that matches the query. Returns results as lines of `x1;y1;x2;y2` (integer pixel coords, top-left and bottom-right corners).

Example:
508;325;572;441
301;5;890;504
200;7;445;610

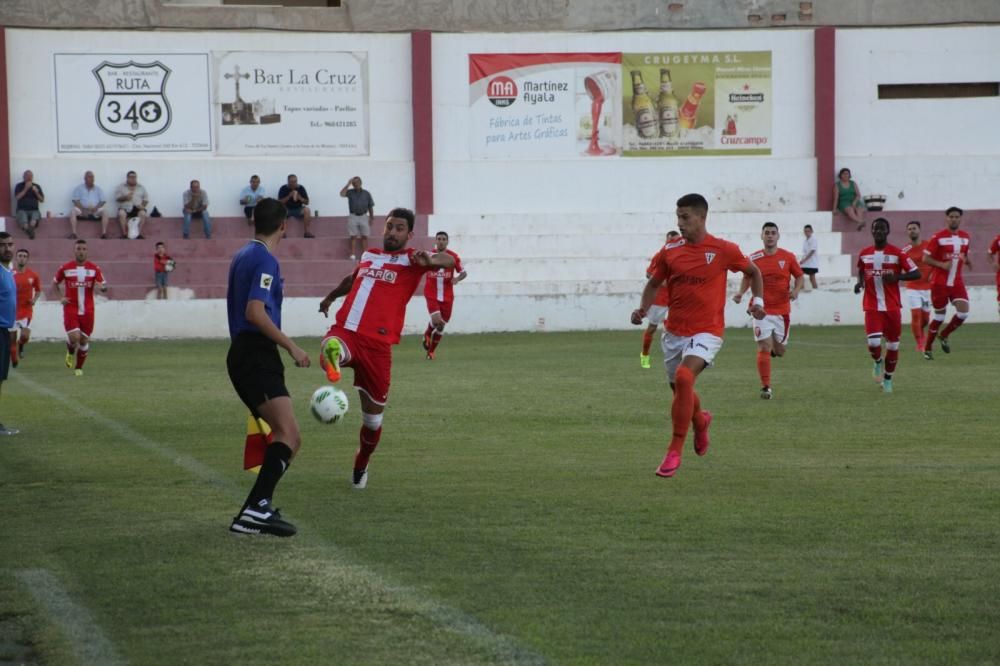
227;331;289;417
0;328;9;381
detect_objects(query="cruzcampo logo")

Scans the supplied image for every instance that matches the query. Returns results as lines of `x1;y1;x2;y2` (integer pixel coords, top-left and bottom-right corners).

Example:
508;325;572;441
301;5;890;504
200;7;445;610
93;60;173;140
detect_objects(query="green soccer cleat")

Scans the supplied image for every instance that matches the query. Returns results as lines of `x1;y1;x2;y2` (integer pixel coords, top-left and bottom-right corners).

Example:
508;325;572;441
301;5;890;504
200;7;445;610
321;338;342;383
881;377;893;393
65;351;73;369
640;354;651;369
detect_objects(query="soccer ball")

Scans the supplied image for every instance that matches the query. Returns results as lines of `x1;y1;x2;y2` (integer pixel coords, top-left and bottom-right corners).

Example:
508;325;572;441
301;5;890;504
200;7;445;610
310;386;348;424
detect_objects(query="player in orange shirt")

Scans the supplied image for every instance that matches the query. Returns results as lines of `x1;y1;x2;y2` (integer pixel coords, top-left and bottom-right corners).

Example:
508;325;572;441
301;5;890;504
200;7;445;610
900;221;933;351
632;193;764;478
11;249;41;368
732;222;804;399
640;230;680;369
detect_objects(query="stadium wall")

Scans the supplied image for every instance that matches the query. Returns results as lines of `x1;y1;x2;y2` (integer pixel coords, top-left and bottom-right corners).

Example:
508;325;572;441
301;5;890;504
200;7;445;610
4;29;414;218
433;30;817;214
834;26;1000;211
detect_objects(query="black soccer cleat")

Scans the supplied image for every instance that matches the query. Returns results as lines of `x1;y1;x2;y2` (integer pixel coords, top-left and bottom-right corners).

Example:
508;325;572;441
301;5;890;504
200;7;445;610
923;350;934;361
230;500;296;537
940;337;951;354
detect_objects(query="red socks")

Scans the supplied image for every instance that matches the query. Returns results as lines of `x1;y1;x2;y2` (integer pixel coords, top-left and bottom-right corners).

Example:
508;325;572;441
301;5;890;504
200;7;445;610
75;346;89;370
642;330;654;355
354;425;382;472
669;366;696;455
885;348;899;375
428;331;443;353
940;314;966;338
756;350;771;387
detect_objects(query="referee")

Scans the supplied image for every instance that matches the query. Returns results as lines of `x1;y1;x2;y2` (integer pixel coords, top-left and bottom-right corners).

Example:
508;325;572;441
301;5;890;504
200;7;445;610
0;232;18;436
226;198;310;536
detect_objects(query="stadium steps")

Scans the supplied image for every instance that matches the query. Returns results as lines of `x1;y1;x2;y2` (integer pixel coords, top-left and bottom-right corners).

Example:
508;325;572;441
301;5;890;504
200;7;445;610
835;209;998;286
1;214;430;300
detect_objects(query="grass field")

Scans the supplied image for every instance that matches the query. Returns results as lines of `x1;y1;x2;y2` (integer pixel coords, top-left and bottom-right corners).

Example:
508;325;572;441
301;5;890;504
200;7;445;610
2;324;999;665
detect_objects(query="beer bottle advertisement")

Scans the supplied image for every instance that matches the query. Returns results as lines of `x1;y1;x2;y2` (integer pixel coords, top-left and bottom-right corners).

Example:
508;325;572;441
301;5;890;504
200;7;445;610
621;51;771;157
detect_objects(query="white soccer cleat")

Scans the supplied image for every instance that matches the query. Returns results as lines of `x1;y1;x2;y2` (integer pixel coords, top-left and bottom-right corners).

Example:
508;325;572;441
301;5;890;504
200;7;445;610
352;468;368;490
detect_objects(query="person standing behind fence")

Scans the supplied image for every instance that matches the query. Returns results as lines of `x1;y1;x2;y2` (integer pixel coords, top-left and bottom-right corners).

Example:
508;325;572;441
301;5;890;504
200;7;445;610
799;224;819;290
340;176;374;261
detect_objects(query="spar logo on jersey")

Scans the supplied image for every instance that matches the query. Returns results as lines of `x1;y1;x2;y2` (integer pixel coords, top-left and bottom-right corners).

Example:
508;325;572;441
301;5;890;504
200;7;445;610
360;267;397;283
704;252;716;264
486;76;518;107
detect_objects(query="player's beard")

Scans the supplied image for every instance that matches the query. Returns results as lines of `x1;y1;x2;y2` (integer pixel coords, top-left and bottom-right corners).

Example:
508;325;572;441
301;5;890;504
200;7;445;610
383;236;403;252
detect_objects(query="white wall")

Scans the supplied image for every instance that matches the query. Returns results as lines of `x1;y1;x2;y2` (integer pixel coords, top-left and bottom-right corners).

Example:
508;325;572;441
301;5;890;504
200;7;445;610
433;30;816;214
5;29;413;218
835;26;1000;210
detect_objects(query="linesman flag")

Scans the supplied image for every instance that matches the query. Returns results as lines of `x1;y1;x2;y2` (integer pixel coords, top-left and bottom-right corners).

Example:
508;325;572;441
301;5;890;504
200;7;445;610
244;413;273;473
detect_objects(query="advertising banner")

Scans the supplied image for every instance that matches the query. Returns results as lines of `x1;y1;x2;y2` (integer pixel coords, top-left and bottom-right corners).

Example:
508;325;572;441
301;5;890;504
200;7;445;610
622;51;772;156
215;51;368;156
469;53;622;159
53;53;212;152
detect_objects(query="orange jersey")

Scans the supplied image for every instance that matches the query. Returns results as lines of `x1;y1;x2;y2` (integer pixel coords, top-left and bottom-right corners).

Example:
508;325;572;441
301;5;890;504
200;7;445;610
646;251;671;307
651;234;750;337
747;248;803;316
901;241;932;290
14;268;41;320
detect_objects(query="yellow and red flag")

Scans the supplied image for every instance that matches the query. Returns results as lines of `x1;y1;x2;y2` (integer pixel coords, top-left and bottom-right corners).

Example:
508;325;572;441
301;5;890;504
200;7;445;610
244;414;273;473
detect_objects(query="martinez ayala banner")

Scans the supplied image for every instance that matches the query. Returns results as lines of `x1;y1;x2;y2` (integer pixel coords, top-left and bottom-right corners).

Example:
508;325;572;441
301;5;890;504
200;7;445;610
53;53;212;152
622;51;772;156
469;53;622;159
215;51;368;156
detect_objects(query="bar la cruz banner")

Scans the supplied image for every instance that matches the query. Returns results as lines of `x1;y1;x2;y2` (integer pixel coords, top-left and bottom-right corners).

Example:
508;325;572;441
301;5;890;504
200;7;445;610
622;51;772;156
215;51;368;156
469;53;622;159
53;53;212;152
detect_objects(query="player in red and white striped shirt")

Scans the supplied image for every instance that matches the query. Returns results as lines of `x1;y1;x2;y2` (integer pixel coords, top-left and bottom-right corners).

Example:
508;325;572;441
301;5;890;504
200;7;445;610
53;239;108;376
854;218;920;393
422;231;467;360
318;208;455;489
921;206;972;359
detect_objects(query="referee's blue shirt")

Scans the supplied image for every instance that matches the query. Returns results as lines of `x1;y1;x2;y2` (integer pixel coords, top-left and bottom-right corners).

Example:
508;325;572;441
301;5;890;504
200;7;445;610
227;240;282;338
0;265;16;329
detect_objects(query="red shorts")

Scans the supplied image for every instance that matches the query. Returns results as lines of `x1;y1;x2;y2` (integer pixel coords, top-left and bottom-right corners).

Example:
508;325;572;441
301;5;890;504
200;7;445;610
931;283;969;309
864;310;902;341
63;308;95;337
425;297;453;322
322;325;393;406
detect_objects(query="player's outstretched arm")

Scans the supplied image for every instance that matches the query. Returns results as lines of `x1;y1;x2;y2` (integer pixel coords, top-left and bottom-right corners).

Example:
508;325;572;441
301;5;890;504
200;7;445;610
246;299;310;367
894;268;921;283
742;263;766;319
415;250;456;269
631;276;662;325
732;274;751;303
319;273;355;317
452;269;468;284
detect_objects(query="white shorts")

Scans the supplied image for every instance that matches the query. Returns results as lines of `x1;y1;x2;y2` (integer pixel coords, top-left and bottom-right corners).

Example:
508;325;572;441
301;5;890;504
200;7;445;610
753;314;790;344
906;288;931;311
15;317;31;331
645;304;668;327
661;331;724;383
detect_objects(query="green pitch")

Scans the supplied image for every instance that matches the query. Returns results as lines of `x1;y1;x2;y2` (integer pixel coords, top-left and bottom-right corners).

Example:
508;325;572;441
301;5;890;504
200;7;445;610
2;325;999;664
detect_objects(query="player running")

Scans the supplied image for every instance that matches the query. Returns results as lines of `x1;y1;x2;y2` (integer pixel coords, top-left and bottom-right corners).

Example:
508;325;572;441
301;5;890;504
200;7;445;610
732;221;804;399
854;218;920;393
640;230;680;369
988;231;1000;317
319;208;455;489
53;240;108;377
900;221;933;352
632;193;764;478
11;249;41;367
922;207;971;359
422;231;467;360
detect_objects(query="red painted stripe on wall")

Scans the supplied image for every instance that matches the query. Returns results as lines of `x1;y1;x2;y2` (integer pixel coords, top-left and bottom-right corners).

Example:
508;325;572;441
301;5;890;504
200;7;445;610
814;26;836;212
411;31;434;215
